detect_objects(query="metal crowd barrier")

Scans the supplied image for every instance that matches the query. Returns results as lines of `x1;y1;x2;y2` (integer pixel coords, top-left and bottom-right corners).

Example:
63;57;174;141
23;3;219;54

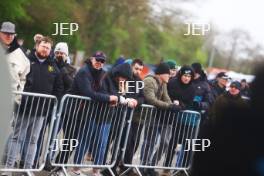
0;91;58;175
49;94;130;175
121;104;201;176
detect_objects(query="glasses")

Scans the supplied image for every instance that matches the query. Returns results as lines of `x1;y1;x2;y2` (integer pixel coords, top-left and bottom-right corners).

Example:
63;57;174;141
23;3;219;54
95;58;105;63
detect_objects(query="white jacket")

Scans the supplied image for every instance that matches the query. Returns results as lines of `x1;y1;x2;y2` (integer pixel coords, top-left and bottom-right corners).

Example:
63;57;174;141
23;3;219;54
6;48;30;103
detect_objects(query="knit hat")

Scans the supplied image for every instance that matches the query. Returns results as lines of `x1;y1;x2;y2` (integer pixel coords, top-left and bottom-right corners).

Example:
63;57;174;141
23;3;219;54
165;60;177;69
178;65;195;78
155;63;170;75
54;42;69;56
230;81;242;90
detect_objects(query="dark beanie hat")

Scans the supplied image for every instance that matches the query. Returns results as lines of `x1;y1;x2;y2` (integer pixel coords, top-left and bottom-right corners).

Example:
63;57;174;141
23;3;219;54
191;62;203;75
178;65;195;78
165;60;177;69
155;63;170;75
230;81;242;90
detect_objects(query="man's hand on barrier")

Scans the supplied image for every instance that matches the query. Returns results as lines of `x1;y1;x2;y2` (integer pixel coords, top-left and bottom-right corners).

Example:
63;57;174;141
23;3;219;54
126;98;138;108
110;95;118;106
173;100;180;106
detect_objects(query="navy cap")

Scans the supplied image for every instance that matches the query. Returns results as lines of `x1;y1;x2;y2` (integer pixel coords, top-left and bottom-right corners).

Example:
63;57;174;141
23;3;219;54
92;51;106;60
230;81;242;90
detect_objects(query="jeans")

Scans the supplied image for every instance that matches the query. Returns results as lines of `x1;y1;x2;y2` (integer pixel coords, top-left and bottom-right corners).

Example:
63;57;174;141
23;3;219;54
74;121;111;165
140;124;172;165
5;115;44;169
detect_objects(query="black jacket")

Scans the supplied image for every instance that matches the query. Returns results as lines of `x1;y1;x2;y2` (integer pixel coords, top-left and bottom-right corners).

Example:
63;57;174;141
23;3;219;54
209;80;226;101
125;74;145;105
209;92;248;123
192;75;214;111
101;63;132;97
71;61;110;102
167;77;195;110
25;53;64;98
20;53;64;116
55;59;76;94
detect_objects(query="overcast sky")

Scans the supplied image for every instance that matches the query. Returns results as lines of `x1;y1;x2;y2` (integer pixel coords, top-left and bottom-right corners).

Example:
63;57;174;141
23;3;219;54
152;0;264;47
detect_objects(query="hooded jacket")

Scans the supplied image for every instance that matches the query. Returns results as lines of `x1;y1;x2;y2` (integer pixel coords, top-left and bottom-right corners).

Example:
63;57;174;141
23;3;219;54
192;74;214;111
101;63;132;96
55;58;76;94
167;77;195;110
167;66;195;109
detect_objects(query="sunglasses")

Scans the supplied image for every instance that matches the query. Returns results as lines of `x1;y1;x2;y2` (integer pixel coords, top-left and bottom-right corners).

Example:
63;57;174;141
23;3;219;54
95;58;105;63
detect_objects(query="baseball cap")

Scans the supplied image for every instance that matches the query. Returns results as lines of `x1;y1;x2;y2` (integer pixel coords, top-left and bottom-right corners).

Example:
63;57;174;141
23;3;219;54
92;51;106;60
217;72;229;79
230;81;242;90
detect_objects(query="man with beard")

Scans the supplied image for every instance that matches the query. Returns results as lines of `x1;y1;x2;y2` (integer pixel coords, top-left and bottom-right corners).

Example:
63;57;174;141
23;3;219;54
5;36;63;169
123;59;145;166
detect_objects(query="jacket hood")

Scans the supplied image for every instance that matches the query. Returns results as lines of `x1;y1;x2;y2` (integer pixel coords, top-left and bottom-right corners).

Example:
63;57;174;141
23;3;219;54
111;63;132;79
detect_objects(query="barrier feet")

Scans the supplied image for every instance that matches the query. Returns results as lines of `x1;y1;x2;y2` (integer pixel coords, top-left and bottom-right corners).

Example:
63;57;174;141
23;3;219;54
119;167;132;176
172;169;189;176
134;167;143;176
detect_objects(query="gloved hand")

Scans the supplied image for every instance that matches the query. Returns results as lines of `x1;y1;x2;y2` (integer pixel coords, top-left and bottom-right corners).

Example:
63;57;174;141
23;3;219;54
119;96;127;105
169;104;182;113
192;101;201;110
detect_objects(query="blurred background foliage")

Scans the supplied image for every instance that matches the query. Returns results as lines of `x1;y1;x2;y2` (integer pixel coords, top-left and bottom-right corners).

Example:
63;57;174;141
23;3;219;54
0;0;211;66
